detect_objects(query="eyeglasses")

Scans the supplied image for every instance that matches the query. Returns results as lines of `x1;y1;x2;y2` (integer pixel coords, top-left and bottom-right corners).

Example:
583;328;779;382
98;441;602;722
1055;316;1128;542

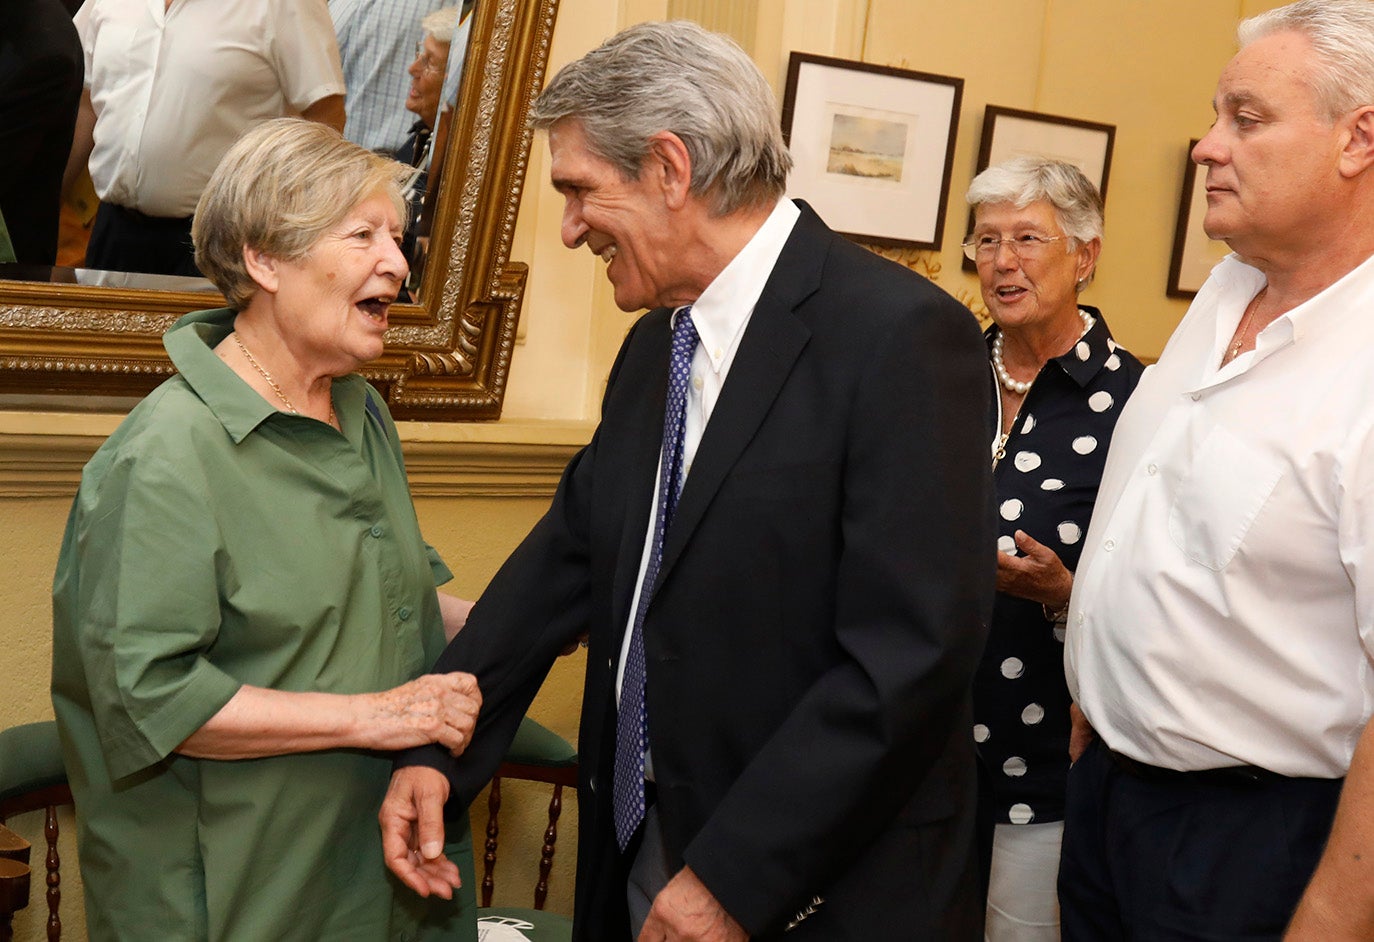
961;233;1065;263
413;42;445;75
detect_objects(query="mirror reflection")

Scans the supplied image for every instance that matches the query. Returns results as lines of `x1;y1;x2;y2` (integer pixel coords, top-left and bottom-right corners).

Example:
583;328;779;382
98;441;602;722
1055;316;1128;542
1;0;478;298
0;0;556;421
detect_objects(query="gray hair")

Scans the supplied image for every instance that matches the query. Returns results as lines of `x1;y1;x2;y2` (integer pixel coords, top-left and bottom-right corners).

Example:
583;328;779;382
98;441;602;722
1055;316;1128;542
1239;0;1374;120
193;119;410;310
421;6;460;45
529;20;792;216
966;156;1104;245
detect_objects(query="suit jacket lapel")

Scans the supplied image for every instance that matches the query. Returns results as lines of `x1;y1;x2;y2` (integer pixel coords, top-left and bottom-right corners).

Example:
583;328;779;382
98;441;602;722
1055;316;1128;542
657;202;830;580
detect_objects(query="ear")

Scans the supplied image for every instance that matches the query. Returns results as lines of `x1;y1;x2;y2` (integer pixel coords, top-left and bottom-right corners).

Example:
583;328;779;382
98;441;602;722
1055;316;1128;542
242;245;281;294
1075;237;1102;285
1337;106;1374;179
645;131;693;210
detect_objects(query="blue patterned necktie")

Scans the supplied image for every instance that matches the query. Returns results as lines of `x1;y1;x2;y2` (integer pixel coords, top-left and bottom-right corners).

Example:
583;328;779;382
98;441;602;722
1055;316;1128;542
613;307;699;850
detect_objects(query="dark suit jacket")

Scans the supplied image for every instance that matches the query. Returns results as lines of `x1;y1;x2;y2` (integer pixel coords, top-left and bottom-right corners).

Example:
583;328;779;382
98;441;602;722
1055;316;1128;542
402;202;996;940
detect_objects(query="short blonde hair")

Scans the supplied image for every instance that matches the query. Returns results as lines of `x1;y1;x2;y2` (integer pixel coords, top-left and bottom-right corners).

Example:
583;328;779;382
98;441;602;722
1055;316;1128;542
193;118;411;309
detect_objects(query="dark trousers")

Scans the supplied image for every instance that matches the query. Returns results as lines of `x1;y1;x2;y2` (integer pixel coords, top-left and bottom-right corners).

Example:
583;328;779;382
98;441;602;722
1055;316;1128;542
1059;738;1342;941
85;201;201;277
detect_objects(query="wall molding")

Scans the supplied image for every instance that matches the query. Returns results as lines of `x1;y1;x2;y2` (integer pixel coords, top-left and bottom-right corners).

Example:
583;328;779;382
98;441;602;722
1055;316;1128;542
0;413;592;500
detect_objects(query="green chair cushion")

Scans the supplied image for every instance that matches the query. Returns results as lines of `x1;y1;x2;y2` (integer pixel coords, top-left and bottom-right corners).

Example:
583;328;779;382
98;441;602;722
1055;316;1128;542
504;718;576;769
477;907;573;941
0;721;67;803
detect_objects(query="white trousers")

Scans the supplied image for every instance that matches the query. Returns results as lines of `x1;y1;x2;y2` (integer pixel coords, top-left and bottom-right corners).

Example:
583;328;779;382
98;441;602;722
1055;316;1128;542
986;820;1063;942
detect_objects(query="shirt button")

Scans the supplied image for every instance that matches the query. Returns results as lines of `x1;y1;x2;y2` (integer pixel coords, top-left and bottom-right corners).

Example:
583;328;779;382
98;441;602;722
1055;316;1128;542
370;524;384;538
398;606;412;621
1104;539;1116;551
1076;612;1085;626
1190;392;1201;401
692;375;703;390
1146;463;1158;475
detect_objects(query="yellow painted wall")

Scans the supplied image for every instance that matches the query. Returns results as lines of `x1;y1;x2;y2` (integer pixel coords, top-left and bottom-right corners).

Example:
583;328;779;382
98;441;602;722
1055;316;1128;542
0;1;1295;939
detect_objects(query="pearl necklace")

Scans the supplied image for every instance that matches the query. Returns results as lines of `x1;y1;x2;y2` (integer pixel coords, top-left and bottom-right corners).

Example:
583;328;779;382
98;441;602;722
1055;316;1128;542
992;309;1095;395
232;332;334;424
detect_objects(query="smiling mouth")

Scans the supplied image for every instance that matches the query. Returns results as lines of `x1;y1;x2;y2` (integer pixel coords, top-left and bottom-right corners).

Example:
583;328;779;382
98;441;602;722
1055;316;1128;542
996;286;1027;300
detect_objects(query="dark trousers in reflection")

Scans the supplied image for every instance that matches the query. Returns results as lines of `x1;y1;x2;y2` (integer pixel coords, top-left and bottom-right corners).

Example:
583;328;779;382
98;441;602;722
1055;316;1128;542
86;201;202;278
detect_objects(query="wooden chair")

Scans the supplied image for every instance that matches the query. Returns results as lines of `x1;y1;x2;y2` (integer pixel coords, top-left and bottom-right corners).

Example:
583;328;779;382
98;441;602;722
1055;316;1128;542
0;721;70;942
0;717;577;941
481;717;578;911
0;823;32;942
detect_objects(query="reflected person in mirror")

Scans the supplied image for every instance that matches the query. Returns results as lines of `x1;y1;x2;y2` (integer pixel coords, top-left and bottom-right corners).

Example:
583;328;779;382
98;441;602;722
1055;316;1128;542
331;0;454;157
395;5;460;271
66;0;346;278
52;118;481;941
381;20;995;942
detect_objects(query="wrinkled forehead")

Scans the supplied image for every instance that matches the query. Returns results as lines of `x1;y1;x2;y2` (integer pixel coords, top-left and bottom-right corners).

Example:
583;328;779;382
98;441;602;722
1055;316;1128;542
1216;31;1322;114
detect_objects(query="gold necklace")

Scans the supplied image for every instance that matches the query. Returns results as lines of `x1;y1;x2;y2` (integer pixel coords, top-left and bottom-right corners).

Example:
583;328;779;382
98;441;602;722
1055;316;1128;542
1223;286;1267;365
232;332;334;424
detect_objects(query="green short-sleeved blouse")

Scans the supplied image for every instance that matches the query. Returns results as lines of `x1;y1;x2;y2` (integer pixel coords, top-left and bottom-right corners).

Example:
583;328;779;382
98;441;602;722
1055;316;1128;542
51;308;457;941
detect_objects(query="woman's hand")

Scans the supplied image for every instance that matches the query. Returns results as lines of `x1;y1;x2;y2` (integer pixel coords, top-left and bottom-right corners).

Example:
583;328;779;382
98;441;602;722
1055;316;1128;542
438;592;475;642
177;673;481;760
1068;703;1095;764
357;672;482;756
996;529;1074;610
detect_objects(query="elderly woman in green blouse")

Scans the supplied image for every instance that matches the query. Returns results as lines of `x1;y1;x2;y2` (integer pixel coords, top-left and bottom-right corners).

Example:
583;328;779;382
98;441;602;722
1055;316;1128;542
51;118;480;941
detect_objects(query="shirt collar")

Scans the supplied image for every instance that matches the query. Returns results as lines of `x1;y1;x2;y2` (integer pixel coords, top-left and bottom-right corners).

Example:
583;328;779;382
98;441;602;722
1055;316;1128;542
676;198;801;374
984;304;1120;390
163;307;370;445
1211;250;1374;350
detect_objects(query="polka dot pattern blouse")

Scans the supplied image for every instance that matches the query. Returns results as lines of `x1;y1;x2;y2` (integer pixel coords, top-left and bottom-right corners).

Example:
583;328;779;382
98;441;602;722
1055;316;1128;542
974;306;1145;825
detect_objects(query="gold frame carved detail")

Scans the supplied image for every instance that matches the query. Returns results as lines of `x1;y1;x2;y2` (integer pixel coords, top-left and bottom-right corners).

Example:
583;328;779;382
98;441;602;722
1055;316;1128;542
0;0;560;421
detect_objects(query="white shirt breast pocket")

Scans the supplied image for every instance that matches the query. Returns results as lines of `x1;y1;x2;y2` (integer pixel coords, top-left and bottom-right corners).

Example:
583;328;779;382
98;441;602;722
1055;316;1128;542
1168;426;1283;571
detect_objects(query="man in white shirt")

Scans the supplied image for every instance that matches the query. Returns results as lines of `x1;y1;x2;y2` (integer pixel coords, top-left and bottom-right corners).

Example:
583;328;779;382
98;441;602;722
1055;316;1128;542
68;0;345;277
380;20;996;942
1062;2;1374;939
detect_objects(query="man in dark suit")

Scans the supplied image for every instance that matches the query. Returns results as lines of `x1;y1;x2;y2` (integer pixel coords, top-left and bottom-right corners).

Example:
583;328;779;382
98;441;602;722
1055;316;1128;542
381;21;995;941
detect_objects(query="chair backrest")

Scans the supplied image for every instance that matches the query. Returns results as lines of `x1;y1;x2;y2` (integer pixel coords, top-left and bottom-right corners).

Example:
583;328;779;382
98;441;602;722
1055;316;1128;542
0;721;71;942
481;718;578;911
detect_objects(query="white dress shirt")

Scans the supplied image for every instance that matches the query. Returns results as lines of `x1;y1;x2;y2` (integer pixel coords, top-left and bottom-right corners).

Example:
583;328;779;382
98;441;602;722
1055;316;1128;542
615;198;802;776
1066;253;1374;777
77;0;345;217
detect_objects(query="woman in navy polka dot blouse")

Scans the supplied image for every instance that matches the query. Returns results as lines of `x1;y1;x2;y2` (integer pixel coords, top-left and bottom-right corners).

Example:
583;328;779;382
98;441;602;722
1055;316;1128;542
962;156;1145;941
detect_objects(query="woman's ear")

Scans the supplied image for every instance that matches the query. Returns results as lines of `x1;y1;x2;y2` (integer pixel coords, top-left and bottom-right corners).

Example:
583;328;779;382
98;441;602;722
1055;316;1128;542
242;245;280;294
1076;237;1102;286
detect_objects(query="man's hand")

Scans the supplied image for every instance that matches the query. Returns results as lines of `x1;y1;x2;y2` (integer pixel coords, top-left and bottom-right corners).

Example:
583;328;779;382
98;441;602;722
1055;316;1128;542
996;529;1074;610
380;766;462;898
640;867;748;941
